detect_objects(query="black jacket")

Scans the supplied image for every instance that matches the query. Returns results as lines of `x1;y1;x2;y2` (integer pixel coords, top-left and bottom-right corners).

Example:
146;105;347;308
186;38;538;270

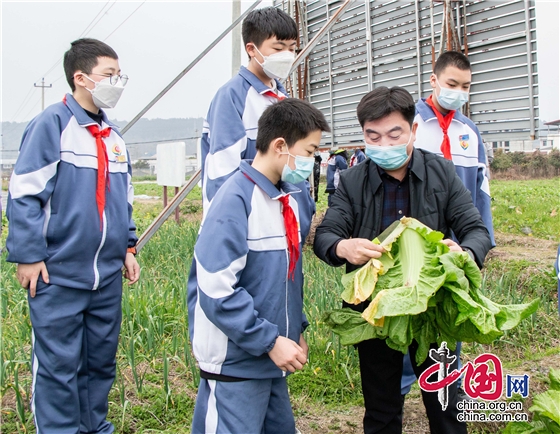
313;149;492;274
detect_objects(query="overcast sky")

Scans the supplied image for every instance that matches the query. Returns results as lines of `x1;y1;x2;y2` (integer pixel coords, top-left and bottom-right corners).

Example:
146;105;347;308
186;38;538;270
1;1;559;125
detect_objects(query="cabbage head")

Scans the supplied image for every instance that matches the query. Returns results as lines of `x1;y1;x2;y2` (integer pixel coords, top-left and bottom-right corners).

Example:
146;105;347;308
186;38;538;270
324;217;539;364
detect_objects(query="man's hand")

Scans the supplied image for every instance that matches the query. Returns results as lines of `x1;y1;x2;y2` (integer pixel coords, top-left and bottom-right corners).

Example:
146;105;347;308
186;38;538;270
336;238;386;265
268;336;307;373
124;253;140;285
17;262;49;298
441;239;463;252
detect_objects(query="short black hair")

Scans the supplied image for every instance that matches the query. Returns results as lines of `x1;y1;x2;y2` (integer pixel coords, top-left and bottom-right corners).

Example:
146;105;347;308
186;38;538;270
256;99;330;153
63;38;118;92
357;86;415;127
242;7;298;49
434;51;471;76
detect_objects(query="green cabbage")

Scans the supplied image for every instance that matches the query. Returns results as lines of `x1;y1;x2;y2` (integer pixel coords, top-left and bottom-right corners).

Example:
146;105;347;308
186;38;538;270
324;217;539;364
503;369;560;433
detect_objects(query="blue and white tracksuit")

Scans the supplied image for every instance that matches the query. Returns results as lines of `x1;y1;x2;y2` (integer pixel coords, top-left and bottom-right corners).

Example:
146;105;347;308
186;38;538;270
6;93;137;433
188;161;313;433
413;98;495;245
201;66;289;214
325;155;348;194
325;154;347;207
401;98;496;395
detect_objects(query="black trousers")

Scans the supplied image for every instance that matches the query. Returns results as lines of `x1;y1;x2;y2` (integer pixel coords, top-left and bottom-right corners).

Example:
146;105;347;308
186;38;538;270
357;338;467;434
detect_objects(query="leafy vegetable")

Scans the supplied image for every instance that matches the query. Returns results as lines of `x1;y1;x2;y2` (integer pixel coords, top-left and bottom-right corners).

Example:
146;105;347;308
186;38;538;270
324;217;539;364
504;369;560;434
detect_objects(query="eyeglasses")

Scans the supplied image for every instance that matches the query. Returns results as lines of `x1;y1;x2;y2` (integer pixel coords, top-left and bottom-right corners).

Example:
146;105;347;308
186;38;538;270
86;73;129;86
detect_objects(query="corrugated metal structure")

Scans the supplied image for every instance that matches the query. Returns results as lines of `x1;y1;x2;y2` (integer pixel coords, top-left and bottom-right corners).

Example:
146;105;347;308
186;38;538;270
276;0;539;147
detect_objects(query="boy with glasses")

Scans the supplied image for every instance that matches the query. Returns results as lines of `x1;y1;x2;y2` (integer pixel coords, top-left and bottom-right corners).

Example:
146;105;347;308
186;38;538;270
6;38;139;433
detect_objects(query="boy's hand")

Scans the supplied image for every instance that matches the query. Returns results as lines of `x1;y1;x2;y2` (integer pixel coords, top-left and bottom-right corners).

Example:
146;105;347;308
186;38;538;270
268;336;307;373
124;253;140;285
299;334;308;359
336;239;385;265
17;262;49;298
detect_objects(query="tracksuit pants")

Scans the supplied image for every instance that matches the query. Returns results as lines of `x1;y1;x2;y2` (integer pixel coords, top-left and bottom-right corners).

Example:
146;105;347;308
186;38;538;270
357;338;467;434
28;277;122;434
192;377;295;434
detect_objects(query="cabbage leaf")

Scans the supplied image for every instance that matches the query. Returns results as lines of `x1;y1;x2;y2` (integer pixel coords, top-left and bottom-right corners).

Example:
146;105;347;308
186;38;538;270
324;217;539;364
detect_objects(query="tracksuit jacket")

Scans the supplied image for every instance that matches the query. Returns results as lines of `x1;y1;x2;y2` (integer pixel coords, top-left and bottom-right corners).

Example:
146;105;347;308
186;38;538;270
188;161;313;379
314;149;492;276
200;66;289;212
325;154;348;193
6;93;137;289
414;98;495;246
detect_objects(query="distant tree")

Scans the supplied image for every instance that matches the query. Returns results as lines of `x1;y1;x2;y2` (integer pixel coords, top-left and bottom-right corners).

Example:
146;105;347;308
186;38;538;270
490;149;512;172
133;160;150;170
529;150;547;177
548;149;560;177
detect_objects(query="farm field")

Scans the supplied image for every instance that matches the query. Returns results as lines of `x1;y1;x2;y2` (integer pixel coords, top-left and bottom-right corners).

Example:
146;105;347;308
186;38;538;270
1;178;559;433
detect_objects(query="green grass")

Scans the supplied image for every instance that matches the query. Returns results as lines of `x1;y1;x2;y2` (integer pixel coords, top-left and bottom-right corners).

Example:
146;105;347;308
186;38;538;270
1;180;559;433
489;178;560;242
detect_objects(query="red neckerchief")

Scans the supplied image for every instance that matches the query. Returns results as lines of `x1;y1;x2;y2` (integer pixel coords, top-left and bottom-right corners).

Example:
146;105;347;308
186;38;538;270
243;172;299;280
86;124;111;230
278;195;300;280
425;95;455;160
263;91;286;100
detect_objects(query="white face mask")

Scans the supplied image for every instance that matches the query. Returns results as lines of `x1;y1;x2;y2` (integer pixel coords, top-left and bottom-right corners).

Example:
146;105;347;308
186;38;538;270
435;77;469;111
253;46;295;81
83;74;124;109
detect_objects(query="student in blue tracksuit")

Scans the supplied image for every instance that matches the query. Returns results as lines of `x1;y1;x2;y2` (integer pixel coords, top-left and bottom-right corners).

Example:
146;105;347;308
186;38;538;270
6;38;139;434
189;99;330;433
349;148;366;167
325;149;348;206
402;51;496;400
201;6;299;214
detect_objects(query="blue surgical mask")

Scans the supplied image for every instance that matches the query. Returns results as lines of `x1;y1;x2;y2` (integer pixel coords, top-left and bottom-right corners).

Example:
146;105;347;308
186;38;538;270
281;151;314;184
364;135;411;170
435;78;469;111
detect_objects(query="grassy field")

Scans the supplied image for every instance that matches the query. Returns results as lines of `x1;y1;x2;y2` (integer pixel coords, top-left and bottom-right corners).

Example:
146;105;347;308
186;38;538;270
1;178;559;433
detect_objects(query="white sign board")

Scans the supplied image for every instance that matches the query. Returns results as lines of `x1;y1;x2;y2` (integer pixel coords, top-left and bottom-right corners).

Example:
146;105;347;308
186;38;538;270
157;142;185;187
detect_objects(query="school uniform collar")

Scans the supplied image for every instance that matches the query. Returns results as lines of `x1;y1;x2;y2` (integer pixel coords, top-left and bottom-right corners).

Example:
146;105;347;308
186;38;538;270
416;97;464;124
63;93;118;129
238;66;289;98
239;160;301;200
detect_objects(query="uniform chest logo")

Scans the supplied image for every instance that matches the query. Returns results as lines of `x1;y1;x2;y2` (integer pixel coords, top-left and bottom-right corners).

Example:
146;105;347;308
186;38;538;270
112;144;127;162
459;134;469;150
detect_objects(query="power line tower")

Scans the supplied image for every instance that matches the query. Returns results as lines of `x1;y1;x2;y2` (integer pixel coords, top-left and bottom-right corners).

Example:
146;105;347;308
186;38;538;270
34;77;52;111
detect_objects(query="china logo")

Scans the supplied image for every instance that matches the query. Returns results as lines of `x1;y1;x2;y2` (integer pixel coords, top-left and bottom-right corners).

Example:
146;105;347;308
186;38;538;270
418;341;530;410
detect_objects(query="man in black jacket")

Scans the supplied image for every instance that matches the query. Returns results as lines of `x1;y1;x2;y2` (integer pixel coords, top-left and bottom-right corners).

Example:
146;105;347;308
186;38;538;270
313;86;492;434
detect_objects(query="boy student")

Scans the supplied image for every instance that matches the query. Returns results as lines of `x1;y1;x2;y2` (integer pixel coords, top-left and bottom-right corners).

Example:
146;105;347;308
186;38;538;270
401;50;496;400
313;86;492;433
325;148;348;206
200;6;301;213
414;51;494;244
6;38;139;433
189;99;330;433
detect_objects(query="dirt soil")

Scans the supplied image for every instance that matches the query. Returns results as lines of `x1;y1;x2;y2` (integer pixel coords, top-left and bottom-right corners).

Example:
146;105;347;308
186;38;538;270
294;228;559;433
293;353;560;434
